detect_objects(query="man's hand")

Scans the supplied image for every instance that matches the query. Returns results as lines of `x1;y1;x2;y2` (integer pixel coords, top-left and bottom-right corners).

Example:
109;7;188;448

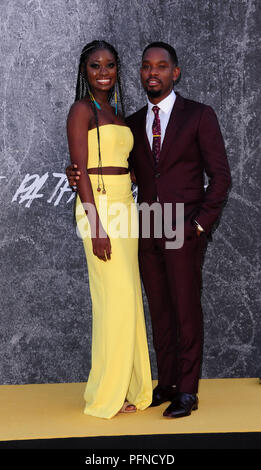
66;163;81;191
130;169;136;184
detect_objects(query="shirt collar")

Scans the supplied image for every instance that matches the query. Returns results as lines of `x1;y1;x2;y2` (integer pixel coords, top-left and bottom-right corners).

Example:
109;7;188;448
147;89;176;114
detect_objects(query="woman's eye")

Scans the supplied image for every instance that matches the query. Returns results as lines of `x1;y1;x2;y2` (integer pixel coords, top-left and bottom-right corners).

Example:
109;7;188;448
90;63;100;69
108;62;116;68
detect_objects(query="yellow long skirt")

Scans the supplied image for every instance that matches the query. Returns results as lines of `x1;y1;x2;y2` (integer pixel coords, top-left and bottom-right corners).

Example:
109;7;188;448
75;174;152;419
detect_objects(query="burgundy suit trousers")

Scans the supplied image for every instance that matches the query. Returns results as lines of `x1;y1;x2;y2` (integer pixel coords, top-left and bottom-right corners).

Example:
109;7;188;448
138;232;207;394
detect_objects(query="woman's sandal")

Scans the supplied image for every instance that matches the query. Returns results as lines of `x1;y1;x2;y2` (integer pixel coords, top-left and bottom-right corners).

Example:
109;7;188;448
119;401;137;413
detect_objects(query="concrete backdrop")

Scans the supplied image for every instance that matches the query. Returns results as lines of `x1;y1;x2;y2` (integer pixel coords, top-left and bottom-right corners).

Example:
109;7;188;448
0;0;260;384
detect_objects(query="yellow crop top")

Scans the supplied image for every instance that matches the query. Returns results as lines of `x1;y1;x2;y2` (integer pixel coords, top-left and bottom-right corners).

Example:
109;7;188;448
87;124;134;169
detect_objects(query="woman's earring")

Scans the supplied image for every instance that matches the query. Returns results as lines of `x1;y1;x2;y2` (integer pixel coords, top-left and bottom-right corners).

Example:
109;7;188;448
114;87;118;115
89;89;101;110
89;91;101;110
85;80;101;110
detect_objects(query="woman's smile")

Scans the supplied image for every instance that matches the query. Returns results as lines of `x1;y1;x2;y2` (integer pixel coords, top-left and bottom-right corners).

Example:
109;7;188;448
96;78;112;85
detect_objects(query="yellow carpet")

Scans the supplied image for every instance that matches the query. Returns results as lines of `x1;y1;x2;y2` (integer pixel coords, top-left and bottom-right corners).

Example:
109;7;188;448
0;378;260;441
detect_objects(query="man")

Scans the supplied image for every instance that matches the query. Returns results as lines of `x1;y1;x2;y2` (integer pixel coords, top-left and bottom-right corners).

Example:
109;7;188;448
66;42;231;418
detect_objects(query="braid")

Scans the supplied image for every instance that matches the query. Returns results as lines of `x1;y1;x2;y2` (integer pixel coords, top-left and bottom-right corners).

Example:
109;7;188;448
75;42;98;101
116;61;125;118
91;101;106;193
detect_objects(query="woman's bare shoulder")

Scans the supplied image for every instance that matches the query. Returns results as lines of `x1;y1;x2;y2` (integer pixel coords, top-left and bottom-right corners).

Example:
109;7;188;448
67;98;92;123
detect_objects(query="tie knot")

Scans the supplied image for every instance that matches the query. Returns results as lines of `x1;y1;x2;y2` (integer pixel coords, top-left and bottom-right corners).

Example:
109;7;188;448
152;105;160;116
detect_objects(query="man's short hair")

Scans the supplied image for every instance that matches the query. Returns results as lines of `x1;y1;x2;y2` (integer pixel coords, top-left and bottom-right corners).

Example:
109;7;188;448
142;42;178;66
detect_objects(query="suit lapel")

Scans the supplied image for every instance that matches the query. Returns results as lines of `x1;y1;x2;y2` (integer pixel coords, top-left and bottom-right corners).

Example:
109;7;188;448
158;93;185;167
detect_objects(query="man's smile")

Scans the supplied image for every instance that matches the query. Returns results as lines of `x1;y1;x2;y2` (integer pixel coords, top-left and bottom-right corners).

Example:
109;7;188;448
147;78;161;86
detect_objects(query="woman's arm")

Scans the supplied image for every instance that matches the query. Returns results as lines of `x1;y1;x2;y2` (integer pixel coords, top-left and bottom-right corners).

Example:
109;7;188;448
67;102;111;261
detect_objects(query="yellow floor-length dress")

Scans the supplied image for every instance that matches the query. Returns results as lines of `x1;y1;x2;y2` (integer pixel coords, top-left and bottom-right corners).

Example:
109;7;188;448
75;124;152;419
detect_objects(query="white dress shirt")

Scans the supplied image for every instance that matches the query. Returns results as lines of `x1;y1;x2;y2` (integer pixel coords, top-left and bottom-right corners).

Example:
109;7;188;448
146;90;176;149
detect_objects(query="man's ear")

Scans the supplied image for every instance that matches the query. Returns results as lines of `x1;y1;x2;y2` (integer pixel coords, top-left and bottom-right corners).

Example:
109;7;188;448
173;67;181;85
173;66;181;82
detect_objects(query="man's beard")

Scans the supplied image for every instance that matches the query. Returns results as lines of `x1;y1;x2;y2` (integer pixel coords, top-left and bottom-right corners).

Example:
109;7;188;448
146;89;162;98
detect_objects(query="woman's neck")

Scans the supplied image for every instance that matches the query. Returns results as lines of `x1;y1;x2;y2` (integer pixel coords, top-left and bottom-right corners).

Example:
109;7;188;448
92;90;110;106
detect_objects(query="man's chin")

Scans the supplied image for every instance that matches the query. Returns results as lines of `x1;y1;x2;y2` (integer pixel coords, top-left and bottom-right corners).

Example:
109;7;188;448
146;89;162;98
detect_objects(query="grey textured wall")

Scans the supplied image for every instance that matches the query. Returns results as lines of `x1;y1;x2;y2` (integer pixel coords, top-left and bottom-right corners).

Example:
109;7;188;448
0;0;260;384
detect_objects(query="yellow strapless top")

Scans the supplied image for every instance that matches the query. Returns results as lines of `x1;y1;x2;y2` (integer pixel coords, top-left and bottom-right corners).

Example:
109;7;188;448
87;124;134;169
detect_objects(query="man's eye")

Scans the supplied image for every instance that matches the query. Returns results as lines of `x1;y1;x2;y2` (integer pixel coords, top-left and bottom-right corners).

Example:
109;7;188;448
142;64;149;70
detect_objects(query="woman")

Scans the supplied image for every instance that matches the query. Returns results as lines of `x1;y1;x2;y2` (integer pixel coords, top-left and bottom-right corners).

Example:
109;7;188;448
66;40;152;419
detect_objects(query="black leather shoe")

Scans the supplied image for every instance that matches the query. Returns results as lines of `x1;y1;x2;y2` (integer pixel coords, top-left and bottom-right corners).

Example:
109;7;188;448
163;392;198;418
150;385;177;407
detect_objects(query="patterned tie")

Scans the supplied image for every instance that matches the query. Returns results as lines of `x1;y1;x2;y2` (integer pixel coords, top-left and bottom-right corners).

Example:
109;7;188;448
152;105;161;165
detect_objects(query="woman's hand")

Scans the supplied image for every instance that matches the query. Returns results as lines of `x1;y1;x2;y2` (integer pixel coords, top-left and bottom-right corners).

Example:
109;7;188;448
91;226;112;261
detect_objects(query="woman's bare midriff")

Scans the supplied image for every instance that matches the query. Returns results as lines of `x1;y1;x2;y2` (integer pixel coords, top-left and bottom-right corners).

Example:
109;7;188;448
87;167;129;175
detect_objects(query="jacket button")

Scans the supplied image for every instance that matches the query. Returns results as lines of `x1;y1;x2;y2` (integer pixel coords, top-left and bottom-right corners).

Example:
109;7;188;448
155;172;160;178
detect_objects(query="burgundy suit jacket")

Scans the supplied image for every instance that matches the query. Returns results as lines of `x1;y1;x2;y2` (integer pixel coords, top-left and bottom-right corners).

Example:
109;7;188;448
126;93;231;237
